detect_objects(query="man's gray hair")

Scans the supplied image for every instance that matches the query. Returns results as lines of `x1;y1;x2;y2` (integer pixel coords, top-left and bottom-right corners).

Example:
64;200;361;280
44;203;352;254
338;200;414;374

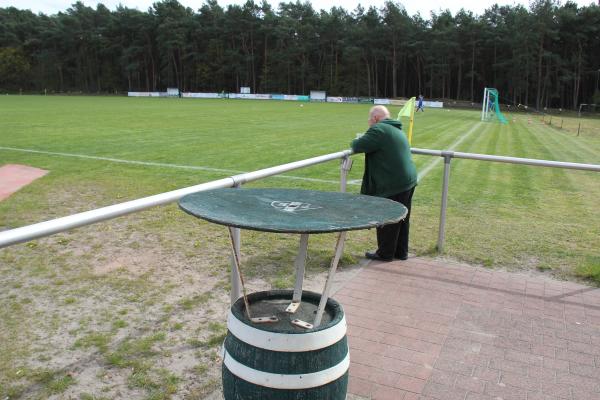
369;105;390;119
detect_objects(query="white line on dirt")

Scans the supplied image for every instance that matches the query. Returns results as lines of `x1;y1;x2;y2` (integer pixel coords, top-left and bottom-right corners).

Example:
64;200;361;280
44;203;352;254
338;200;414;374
0;146;358;186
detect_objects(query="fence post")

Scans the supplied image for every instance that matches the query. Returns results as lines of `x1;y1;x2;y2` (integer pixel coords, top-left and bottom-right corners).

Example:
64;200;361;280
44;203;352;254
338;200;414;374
577;123;581;137
560;119;563;129
549;116;552;126
230;183;242;304
437;152;453;253
339;155;353;193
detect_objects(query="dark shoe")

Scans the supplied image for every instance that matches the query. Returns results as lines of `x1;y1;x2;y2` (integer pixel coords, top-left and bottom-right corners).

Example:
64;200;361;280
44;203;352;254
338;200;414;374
365;251;393;262
395;254;408;261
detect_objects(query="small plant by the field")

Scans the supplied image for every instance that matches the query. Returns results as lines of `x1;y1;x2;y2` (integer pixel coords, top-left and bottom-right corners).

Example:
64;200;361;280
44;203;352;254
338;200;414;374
179;292;212;310
574;256;600;284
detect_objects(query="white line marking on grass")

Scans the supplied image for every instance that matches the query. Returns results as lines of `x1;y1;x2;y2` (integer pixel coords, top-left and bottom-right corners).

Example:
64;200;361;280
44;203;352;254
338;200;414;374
0;146;357;186
417;122;484;181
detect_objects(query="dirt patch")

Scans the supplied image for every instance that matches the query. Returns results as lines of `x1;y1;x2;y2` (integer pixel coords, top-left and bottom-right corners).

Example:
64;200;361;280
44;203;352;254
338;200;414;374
0;183;364;399
93;254;155;276
0;164;48;201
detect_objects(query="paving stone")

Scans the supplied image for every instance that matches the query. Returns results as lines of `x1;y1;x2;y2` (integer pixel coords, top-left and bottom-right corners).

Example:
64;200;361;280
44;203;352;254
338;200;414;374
454;374;485;393
421;382;467;400
484;381;527;400
500;370;542;391
371;384;408;400
340;258;600;400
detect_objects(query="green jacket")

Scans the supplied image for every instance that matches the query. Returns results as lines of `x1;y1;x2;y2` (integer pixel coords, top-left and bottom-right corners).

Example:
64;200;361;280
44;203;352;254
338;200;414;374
351;118;417;197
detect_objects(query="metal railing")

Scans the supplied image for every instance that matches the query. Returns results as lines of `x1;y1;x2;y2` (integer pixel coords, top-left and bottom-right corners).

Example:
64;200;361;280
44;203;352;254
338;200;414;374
0;150;352;249
0;148;598;255
410;149;600;252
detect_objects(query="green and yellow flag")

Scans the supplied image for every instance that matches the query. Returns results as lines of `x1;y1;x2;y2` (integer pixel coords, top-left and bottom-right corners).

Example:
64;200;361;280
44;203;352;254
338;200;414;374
397;97;416;145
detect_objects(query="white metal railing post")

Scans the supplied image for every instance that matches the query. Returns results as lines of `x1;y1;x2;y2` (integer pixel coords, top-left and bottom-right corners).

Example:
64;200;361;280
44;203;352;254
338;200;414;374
339;155;353;193
481;88;488;121
230;183;242;304
437;151;453;252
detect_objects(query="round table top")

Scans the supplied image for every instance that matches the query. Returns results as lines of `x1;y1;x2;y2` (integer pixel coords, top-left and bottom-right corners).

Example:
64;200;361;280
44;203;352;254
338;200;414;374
178;188;408;234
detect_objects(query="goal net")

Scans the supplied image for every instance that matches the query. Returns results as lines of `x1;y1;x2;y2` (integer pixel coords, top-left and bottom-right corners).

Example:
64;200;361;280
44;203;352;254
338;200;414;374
578;103;599;118
481;88;508;124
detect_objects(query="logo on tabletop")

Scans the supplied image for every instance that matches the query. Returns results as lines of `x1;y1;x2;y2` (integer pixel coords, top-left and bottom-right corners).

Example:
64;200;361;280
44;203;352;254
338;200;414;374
271;201;322;213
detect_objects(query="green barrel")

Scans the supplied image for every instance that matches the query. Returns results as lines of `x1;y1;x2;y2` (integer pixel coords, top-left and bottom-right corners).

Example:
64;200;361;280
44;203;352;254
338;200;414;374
222;290;349;400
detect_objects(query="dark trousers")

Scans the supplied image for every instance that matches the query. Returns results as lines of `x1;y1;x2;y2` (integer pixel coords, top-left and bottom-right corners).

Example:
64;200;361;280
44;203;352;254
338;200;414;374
376;187;415;259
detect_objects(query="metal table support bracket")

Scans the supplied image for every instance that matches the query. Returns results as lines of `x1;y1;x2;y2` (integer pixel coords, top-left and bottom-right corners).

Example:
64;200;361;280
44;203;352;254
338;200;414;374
287;233;309;313
313;231;347;326
230;184;243;304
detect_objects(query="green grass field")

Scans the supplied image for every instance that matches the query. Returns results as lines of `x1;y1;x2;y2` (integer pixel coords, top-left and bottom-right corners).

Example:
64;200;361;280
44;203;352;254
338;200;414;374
1;96;598;271
0;95;599;399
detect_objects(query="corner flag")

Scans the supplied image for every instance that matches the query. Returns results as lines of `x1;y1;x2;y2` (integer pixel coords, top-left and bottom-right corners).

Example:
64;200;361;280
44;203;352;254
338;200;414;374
397;97;416;144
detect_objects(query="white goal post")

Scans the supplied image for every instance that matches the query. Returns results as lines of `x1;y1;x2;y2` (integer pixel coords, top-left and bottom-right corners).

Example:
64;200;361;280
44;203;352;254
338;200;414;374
578;103;598;117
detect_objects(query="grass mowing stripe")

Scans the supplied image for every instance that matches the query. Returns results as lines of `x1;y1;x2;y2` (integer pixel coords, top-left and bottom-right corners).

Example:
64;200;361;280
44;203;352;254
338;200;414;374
542;125;600;162
412;113;463;143
537;125;599;164
526;123;600;213
505;122;541;206
466;121;500;204
414;113;474;150
447;121;505;206
418;121;483;180
0;146;351;186
523;123;600;260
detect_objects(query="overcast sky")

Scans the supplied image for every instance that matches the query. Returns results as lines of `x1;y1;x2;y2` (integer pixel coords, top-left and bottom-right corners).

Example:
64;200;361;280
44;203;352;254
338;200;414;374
0;0;596;17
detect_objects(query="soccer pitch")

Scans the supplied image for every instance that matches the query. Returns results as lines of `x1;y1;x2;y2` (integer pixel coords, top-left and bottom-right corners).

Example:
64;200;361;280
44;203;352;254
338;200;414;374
1;95;599;398
1;95;599;275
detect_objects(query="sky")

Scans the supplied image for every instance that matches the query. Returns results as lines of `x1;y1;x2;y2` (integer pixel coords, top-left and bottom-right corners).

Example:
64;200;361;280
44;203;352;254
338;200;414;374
1;0;596;17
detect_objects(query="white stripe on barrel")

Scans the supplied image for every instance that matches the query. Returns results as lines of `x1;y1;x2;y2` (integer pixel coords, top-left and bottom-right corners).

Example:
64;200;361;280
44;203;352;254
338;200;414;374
226;310;347;352
223;349;350;389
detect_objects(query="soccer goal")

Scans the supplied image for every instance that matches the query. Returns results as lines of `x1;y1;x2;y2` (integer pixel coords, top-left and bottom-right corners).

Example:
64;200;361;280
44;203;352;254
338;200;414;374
481;88;508;124
578;103;598;117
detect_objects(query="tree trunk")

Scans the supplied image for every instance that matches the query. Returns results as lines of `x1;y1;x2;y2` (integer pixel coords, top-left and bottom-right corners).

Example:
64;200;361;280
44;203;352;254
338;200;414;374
493;41;497;87
400;54;406;97
372;58;379;97
392;41;397;98
263;35;268;92
172;52;180;89
251;29;256;92
456;56;462;100
416;55;422;95
145;57;150;92
572;41;582;110
57;65;64;92
535;36;544;110
470;44;475;102
429;65;434;98
365;60;371;97
442;70;445;99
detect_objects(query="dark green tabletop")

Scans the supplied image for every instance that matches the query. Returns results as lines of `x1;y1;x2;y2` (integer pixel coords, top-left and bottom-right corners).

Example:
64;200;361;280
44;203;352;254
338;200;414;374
179;188;407;233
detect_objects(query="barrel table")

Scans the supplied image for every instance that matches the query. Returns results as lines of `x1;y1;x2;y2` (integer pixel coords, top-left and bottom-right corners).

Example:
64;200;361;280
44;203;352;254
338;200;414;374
179;188;408;399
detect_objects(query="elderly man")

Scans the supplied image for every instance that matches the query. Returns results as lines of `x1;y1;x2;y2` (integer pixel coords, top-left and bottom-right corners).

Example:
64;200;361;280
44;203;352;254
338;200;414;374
351;105;418;261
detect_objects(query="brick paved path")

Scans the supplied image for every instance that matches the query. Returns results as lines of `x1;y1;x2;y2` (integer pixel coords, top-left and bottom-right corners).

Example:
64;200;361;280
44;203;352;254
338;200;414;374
0;164;48;201
338;257;600;400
